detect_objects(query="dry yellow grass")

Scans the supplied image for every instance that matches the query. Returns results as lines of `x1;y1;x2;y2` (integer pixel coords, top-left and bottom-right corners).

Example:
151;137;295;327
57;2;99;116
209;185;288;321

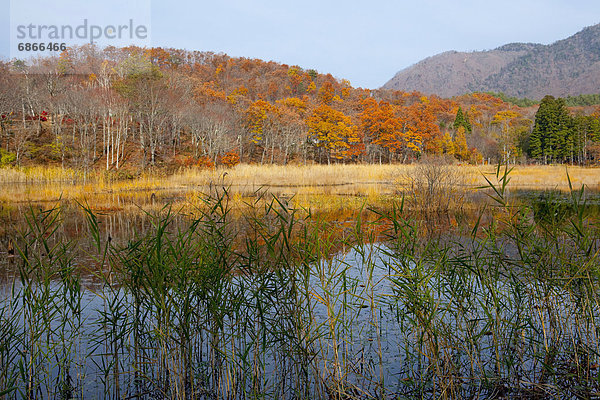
0;166;83;183
171;163;398;193
175;163;598;193
496;165;600;189
0;164;598;207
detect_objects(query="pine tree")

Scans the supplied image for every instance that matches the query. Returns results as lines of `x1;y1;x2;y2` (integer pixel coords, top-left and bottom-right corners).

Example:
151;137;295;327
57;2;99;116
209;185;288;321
453;107;465;131
453;107;472;134
463;111;472;133
529;128;543;161
529;95;573;163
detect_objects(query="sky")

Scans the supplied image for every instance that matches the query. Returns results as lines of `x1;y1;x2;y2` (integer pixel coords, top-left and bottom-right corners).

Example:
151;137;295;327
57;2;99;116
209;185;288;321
1;0;599;89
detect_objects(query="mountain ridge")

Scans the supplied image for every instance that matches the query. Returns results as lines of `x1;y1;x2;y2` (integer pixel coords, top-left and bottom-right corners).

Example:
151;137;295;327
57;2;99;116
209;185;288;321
383;24;600;99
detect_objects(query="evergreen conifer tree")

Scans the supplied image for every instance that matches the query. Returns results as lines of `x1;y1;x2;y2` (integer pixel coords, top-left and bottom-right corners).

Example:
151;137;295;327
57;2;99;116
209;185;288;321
529;95;573;163
453;107;472;134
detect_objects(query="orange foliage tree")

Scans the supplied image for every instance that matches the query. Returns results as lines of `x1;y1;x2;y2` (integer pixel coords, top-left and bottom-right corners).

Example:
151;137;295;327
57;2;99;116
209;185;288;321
359;98;421;162
306;104;362;163
318;81;335;105
405;98;442;154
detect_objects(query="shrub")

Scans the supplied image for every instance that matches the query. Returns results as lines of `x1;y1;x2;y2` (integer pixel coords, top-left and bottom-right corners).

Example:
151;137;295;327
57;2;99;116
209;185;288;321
220;151;240;168
0;149;16;166
196;155;215;169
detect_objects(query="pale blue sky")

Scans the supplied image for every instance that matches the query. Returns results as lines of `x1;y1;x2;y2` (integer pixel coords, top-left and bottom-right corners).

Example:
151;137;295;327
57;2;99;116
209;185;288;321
1;0;599;88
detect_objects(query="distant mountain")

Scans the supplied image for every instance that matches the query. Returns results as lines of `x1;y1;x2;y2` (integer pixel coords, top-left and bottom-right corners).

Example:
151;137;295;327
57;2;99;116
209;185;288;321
383;24;600;99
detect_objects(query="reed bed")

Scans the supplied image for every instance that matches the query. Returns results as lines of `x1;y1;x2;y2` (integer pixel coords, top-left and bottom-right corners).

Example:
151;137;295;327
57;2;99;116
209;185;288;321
0;166;84;184
0;167;600;398
1;163;599;203
498;164;600;190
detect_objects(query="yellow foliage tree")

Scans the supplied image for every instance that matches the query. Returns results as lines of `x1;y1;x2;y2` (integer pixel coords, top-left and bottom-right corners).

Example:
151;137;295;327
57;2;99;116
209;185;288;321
441;131;455;155
245;100;273;144
492;110;522;163
307;104;361;162
453;126;470;161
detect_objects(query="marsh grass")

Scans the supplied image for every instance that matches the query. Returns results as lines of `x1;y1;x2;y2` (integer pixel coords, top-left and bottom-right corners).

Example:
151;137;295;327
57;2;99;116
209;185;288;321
1;165;600;398
1;163;599;207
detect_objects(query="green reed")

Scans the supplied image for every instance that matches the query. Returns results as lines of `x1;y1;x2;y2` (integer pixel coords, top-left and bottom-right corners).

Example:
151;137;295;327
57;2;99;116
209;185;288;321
1;166;600;398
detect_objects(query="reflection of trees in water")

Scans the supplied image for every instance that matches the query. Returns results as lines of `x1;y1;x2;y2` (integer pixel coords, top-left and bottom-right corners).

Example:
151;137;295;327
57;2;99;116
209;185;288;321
3;187;598;284
518;190;600;228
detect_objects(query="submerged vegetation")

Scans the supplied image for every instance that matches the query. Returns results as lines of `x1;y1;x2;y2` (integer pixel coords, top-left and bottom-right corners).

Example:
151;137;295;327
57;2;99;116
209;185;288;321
0;167;600;398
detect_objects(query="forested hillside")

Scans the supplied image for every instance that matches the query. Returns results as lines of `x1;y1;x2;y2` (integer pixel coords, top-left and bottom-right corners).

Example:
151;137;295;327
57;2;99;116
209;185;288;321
1;45;599;174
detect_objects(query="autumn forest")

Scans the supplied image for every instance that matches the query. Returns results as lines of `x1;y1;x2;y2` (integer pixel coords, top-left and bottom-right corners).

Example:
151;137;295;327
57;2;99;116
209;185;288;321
1;45;600;173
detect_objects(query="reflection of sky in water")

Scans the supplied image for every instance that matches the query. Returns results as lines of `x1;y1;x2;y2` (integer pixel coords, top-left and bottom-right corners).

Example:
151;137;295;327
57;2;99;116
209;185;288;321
1;241;598;397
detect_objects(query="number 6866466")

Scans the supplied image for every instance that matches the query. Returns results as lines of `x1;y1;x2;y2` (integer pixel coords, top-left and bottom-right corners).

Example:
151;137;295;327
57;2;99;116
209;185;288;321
17;43;67;52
